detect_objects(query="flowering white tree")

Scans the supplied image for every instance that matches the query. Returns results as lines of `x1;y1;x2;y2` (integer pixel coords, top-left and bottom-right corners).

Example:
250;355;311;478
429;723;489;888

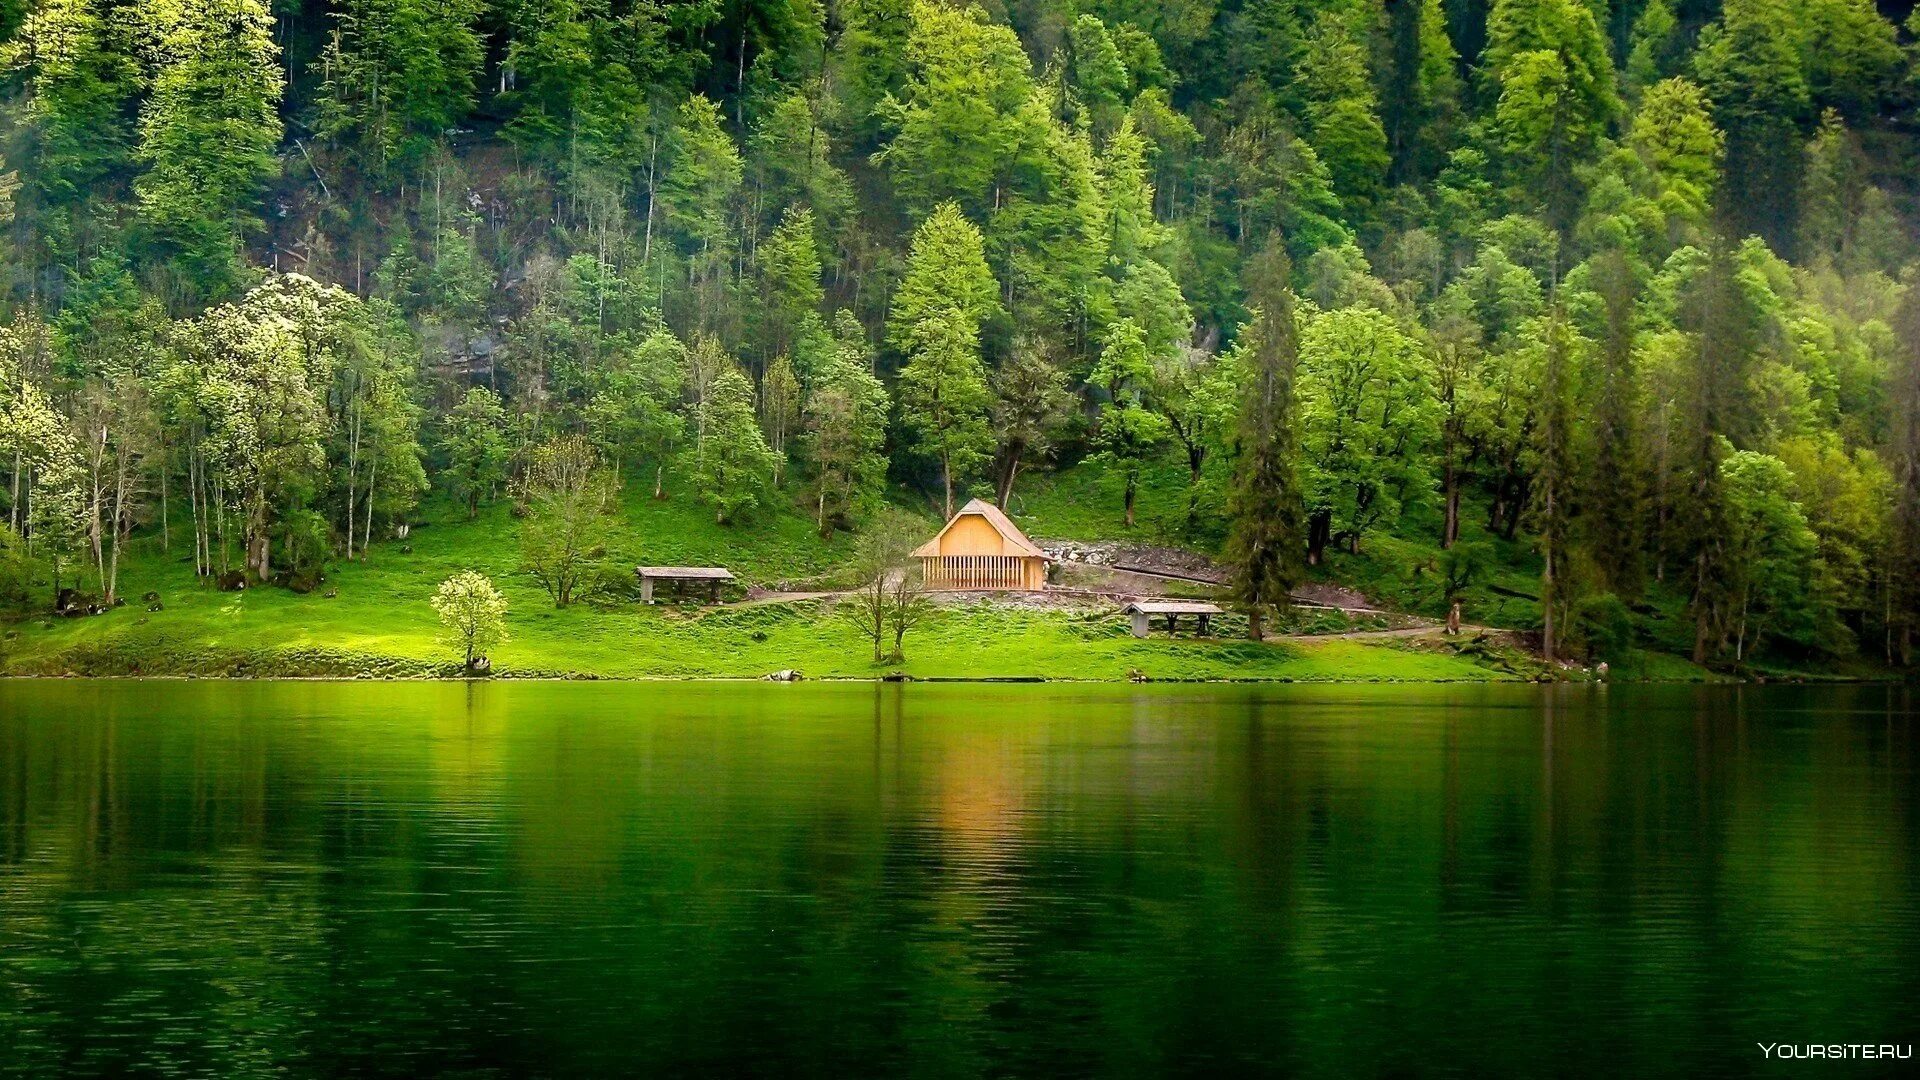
430;570;507;671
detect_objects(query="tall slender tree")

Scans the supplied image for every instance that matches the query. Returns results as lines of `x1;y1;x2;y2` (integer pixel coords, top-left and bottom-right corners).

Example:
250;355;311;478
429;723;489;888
1224;239;1305;641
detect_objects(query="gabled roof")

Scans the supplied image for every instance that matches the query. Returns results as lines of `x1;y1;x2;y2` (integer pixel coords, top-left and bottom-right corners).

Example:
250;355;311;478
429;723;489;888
912;498;1050;560
635;566;734;580
1124;600;1223;616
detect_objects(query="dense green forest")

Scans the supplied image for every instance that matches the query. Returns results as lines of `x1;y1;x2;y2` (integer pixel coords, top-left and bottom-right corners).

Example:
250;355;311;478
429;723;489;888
1;0;1919;672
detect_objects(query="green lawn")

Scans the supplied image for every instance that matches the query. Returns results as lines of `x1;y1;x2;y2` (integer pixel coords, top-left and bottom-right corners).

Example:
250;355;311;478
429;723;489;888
0;488;1509;682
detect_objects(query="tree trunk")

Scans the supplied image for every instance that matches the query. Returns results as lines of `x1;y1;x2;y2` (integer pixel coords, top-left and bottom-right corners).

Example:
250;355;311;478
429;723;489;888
1307;512;1331;566
996;445;1023;509
1691;550;1713;664
1541;518;1556;663
941;451;954;520
363;456;378;558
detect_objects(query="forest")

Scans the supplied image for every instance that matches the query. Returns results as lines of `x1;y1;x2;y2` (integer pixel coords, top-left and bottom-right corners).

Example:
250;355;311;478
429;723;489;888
1;0;1919;673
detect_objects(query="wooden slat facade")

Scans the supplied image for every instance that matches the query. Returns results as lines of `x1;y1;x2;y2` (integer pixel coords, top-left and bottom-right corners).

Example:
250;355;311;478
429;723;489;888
919;554;1046;591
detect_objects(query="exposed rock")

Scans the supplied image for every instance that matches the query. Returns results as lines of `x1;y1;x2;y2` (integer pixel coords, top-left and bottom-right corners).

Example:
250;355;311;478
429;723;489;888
763;669;804;682
1039;540;1227;583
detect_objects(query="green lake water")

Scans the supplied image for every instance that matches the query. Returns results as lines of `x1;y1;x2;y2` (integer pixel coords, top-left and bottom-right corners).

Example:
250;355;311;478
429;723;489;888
0;681;1915;1077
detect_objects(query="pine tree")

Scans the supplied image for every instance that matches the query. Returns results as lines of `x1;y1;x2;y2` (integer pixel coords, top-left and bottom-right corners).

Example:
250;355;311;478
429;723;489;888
1298;13;1388;222
1583;248;1643;597
1534;306;1576;661
1695;0;1811;254
1224;239;1306;640
802;342;889;536
897;307;992;519
1623;0;1678;94
1890;280;1920;665
317;0;485;174
874;0;1037;216
0;0;135;272
1482;0;1620;232
1410;0;1462;179
886;202;1001;358
689;365;778;525
131;0;284;301
1678;242;1762;662
443;386;510;519
758;206;825;362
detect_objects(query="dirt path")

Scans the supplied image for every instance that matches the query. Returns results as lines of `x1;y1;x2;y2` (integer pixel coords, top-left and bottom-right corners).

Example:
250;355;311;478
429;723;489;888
725;590;844;608
1275;624;1495;643
716;591;1508;644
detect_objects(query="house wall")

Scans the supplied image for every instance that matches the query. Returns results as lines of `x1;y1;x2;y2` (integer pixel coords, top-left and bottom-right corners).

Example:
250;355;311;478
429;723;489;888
936;514;1009;556
919;555;1047;590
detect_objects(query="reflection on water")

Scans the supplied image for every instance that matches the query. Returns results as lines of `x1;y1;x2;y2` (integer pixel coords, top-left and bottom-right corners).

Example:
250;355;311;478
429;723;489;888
0;682;1915;1076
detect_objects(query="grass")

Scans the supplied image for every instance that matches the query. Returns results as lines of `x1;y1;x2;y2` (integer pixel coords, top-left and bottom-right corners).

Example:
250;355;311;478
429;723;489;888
0;486;1509;683
1011;459;1219;546
3;468;1871;684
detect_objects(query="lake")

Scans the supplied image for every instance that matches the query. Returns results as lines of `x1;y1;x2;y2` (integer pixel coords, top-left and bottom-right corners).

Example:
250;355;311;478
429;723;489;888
0;681;1914;1076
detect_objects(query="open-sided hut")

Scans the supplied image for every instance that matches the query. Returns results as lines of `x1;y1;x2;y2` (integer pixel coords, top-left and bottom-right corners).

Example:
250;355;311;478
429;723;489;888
913;499;1050;591
1123;600;1223;637
635;566;734;604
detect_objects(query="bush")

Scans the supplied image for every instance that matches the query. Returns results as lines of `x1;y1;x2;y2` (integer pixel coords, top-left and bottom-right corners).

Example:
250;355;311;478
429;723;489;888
1569;593;1636;662
0;526;38;611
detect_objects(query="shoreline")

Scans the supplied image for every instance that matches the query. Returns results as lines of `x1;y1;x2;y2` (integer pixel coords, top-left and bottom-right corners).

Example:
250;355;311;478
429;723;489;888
3;669;1893;686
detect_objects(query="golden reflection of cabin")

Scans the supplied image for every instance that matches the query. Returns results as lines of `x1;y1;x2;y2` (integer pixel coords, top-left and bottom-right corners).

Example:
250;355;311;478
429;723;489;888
914;499;1050;591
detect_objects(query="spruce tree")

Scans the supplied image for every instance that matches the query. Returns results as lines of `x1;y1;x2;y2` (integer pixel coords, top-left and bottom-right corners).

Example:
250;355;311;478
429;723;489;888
1890;280;1920;665
1224;238;1306;641
1584;249;1643;598
1678;241;1762;662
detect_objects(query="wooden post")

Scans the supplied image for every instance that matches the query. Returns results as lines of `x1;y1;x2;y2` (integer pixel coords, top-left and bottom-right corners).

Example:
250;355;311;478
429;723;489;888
641;575;654;604
1131;611;1150;638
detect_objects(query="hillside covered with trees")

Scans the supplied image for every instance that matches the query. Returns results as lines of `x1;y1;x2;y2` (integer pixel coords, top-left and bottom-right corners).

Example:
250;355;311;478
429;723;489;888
3;0;1920;675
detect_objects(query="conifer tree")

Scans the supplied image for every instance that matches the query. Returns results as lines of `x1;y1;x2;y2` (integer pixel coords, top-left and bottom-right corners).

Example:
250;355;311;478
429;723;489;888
0;0;134;273
886;202;1001;358
1890;280;1920;665
898;308;992;519
131;0;283;301
1583;249;1643;598
317;0;485;174
1695;0;1810;253
1224;239;1306;641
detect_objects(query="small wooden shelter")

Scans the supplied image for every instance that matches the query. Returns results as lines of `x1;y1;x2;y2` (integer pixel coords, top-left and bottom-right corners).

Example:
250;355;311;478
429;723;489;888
636;566;733;604
913;499;1050;591
1124;600;1223;638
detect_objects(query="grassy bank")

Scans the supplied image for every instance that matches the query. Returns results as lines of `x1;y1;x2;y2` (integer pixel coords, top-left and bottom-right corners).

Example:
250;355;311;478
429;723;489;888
0;489;1521;682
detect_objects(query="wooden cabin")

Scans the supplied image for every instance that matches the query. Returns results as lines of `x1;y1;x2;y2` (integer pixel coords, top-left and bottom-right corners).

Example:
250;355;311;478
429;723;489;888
913;499;1050;591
